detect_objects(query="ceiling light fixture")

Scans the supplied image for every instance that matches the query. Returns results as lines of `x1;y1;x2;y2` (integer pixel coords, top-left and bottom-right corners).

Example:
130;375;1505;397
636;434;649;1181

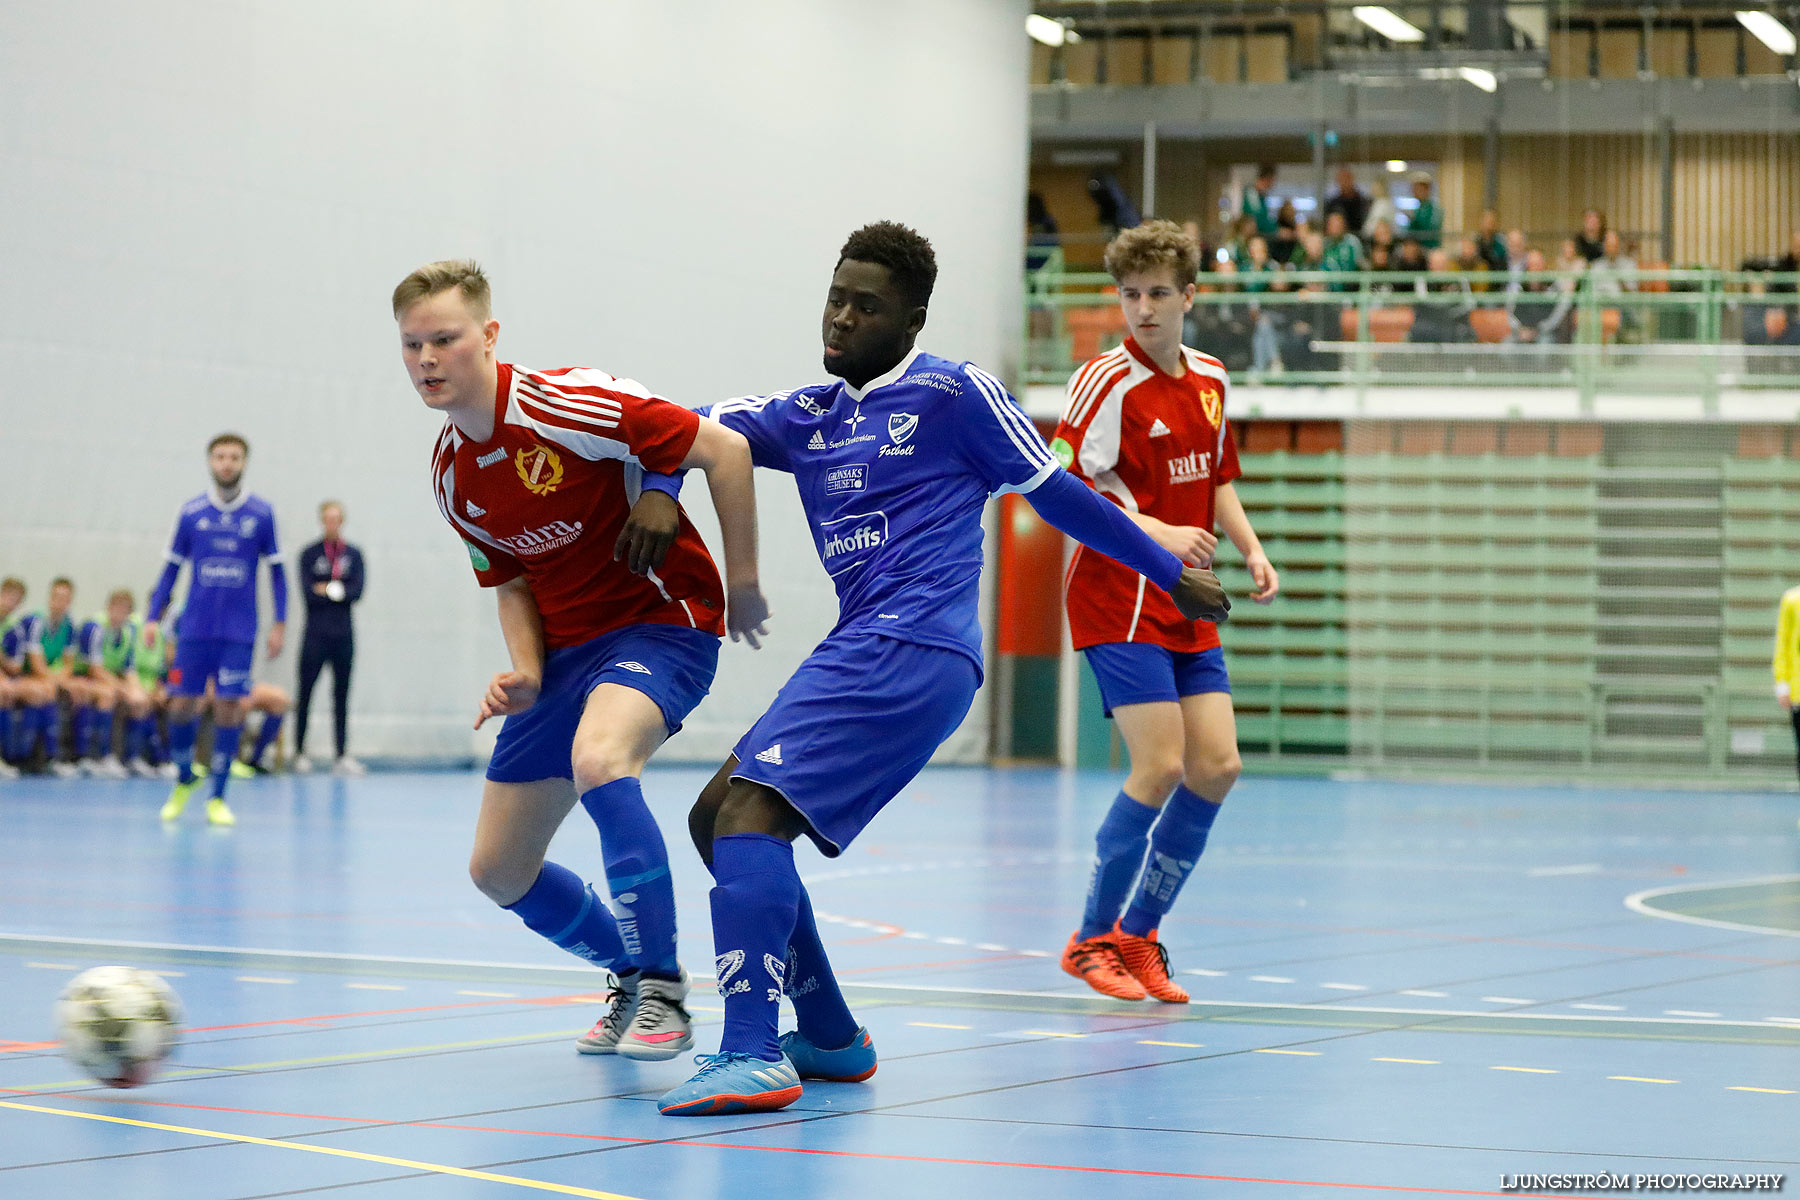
1352;6;1427;43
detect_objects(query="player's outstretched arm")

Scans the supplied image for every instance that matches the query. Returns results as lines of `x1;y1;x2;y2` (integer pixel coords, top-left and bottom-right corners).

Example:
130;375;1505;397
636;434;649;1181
477;577;545;729
679;420;770;649
1025;469;1230;623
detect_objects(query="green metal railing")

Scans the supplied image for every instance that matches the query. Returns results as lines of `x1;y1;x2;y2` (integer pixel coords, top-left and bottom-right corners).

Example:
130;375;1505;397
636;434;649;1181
1025;268;1800;410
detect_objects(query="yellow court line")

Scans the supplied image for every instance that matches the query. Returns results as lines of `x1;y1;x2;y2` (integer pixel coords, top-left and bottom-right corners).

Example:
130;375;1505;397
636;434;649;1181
1728;1086;1795;1094
908;1022;972;1030
1139;1040;1204;1048
1372;1057;1440;1064
1609;1075;1678;1084
1491;1066;1558;1074
1254;1049;1322;1056
0;1099;647;1200
1021;1030;1086;1038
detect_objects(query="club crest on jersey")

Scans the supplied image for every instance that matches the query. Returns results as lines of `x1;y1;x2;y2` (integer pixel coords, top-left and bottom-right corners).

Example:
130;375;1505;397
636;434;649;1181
1196;382;1223;428
887;413;918;445
515;444;564;496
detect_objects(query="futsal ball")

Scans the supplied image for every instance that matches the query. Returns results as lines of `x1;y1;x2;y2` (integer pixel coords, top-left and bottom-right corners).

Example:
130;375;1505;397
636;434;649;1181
55;966;183;1088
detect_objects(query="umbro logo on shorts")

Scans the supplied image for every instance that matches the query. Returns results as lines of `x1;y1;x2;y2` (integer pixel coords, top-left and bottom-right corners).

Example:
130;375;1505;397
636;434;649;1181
477;448;507;468
807;431;827;451
754;743;783;765
614;661;652;675
466;500;487;518
1149;418;1172;438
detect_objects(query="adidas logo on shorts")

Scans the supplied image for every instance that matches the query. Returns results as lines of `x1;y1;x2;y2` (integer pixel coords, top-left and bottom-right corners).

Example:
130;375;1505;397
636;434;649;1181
1149;418;1172;438
807;431;826;451
614;661;652;674
754;743;783;765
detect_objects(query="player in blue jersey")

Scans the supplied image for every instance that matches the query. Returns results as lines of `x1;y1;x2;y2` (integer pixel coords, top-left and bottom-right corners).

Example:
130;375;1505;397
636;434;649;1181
144;434;288;825
0;576;43;779
651;222;1230;1116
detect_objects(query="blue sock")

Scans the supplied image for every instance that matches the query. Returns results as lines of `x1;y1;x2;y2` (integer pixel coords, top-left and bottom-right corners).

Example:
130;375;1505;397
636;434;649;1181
786;885;858;1050
36;704;61;761
209;725;243;798
1121;784;1221;937
1079;790;1161;938
127;715;153;762
503;861;625;971
251;714;283;767
0;708;12;759
579;777;679;979
83;708;110;759
169;717;199;783
710;833;800;1062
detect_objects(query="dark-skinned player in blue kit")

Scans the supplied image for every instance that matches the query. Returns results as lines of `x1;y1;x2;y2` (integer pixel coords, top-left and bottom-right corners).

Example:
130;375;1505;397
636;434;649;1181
638;222;1231;1115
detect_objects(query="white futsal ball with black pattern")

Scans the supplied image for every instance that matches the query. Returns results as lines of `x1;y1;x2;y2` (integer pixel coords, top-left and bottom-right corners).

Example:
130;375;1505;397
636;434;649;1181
55;966;183;1087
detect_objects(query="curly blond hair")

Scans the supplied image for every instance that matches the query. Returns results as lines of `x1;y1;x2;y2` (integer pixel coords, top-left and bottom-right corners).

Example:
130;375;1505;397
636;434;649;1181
1102;219;1200;284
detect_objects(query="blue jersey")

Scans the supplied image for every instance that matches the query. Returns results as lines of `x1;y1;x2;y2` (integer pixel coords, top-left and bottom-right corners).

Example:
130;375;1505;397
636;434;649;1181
151;490;286;645
1;611;37;670
710;349;1057;672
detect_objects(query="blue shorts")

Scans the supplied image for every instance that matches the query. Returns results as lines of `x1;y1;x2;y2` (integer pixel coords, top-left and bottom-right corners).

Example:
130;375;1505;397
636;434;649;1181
730;631;978;858
167;638;255;699
1083;642;1230;718
486;624;720;784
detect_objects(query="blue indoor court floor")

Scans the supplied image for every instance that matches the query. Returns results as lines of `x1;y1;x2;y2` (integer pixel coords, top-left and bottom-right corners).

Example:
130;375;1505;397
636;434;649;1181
2;767;1796;1199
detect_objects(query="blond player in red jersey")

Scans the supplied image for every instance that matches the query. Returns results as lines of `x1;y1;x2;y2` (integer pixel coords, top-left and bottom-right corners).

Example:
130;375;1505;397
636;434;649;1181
1050;221;1279;1002
395;260;767;1062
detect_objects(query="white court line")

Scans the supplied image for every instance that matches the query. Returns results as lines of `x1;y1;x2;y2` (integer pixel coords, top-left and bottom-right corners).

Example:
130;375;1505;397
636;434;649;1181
1184;968;1229;977
1572;1003;1626;1011
1400;989;1449;997
1321;983;1368;991
1481;996;1537;1005
1527;863;1604;877
836;981;1800;1029
1624;873;1800;938
236;976;295;985
1664;1009;1721;1018
1250;975;1295;984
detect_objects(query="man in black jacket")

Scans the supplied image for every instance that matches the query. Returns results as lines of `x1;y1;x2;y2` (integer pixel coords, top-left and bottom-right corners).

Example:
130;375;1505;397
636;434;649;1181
294;501;365;774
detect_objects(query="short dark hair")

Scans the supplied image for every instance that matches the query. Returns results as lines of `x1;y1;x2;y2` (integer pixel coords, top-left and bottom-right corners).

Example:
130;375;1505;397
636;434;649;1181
0;577;23;596
209;432;249;455
50;576;73;592
837;221;937;310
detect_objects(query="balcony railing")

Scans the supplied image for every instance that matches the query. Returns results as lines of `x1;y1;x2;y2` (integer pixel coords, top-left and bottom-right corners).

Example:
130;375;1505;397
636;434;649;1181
1024;266;1800;409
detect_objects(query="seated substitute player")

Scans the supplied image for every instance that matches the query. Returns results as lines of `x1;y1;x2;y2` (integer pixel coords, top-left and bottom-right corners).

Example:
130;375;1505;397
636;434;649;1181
129;613;173;776
72;588;150;779
220;680;289;776
394;259;768;1061
1051;220;1279;1004
649;222;1230;1116
24;576;84;778
144;434;289;826
0;576;45;778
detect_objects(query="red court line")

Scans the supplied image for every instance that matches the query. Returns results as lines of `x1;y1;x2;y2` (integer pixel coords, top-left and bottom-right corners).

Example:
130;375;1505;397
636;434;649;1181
49;1094;1606;1197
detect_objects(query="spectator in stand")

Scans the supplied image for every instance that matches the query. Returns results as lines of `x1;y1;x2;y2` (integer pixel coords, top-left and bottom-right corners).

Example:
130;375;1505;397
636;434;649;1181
1405;173;1442;250
1774;230;1800;309
1269;203;1301;265
1503;230;1530;284
1589;229;1638;297
1411;247;1475;342
1320;211;1364;291
1187;257;1255;373
1238;235;1281;373
1507;249;1574;344
1367;242;1394;282
1575;209;1607;263
1242;164;1280;237
1324;168;1370;235
1367;218;1396;261
1475;211;1507;270
1394;237;1427;275
1453;236;1494;291
1227;215;1257;268
1555;237;1587;277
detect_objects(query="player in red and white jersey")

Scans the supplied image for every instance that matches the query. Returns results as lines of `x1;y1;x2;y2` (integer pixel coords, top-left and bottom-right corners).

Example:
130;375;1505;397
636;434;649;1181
1048;221;1279;1004
396;259;768;1062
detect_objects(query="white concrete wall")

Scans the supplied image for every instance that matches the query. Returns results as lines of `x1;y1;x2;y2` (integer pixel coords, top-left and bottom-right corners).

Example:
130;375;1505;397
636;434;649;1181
1;0;1032;762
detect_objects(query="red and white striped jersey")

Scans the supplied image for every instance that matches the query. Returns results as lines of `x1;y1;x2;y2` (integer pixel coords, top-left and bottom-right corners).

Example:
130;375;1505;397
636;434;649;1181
1052;337;1240;653
431;362;724;650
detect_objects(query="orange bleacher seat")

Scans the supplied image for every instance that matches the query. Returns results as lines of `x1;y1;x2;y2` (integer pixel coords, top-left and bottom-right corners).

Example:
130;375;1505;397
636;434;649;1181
1468;308;1510;344
1338;306;1415;343
1066;305;1127;361
1578;307;1622;343
1765;308;1790;341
